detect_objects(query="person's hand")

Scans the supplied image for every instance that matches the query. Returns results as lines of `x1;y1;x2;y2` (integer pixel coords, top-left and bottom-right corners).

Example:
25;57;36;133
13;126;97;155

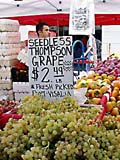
84;52;88;57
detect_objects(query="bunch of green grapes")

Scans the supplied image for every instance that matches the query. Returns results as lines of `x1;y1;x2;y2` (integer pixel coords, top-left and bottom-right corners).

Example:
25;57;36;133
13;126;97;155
59;119;99;159
0;118;29;160
21;146;50;160
0;129;5;159
102;115;118;130
19;94;51;115
1;94;120;159
0;101;101;159
54;141;80;160
19;95;84;115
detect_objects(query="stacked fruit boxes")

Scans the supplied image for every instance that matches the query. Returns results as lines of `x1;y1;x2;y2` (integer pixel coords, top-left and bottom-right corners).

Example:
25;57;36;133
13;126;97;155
0;19;21;100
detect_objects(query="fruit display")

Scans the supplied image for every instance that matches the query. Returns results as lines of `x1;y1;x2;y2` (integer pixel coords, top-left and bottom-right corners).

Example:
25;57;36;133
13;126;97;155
0;94;120;160
0;100;22;129
0;55;120;159
74;57;120;116
91;58;120;77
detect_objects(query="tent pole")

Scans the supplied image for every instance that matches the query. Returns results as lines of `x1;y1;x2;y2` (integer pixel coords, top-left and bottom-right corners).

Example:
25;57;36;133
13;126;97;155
45;0;58;10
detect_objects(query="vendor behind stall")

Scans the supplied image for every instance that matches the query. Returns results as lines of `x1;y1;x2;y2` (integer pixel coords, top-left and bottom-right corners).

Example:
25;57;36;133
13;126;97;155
36;22;50;38
84;34;97;70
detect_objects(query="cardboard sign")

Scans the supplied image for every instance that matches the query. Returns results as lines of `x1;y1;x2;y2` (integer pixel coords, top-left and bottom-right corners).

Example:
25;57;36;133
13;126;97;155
28;36;73;101
69;0;95;35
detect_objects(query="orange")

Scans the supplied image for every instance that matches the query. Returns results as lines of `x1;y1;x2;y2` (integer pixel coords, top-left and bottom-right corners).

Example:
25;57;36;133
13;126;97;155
85;98;93;104
107;75;116;82
85;89;94;97
111;100;117;107
94;76;102;81
102;79;111;84
94;72;99;77
116;115;120;122
106;101;113;112
100;86;108;94
110;96;116;102
88;81;100;89
113;81;120;89
92;98;101;105
111;107;119;116
101;73;107;79
113;86;119;91
111;90;119;98
92;89;102;98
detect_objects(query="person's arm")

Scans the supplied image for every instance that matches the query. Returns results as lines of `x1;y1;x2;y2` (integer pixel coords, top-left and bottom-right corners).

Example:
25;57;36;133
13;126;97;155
84;45;92;57
84;35;92;57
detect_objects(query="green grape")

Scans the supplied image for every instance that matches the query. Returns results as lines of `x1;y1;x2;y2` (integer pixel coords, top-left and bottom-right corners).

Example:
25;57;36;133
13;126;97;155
1;94;120;159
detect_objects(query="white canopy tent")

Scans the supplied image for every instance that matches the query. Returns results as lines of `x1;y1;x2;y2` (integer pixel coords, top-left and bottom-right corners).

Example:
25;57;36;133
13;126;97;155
0;0;120;25
0;0;69;18
0;0;120;17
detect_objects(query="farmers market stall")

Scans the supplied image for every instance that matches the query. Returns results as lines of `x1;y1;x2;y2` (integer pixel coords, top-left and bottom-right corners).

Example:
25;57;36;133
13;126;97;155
0;1;120;159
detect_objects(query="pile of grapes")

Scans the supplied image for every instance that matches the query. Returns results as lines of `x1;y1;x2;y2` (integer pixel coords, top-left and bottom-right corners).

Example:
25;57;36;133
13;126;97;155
0;94;120;160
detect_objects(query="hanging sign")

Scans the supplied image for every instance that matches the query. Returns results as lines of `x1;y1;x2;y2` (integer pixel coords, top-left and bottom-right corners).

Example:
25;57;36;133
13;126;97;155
69;0;95;35
28;36;73;101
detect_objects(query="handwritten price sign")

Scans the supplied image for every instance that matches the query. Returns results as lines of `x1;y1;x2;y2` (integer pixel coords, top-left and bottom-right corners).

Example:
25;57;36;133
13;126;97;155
28;36;73;101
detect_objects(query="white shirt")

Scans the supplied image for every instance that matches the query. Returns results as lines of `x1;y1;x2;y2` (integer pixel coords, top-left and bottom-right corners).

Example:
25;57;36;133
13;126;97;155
87;34;97;67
